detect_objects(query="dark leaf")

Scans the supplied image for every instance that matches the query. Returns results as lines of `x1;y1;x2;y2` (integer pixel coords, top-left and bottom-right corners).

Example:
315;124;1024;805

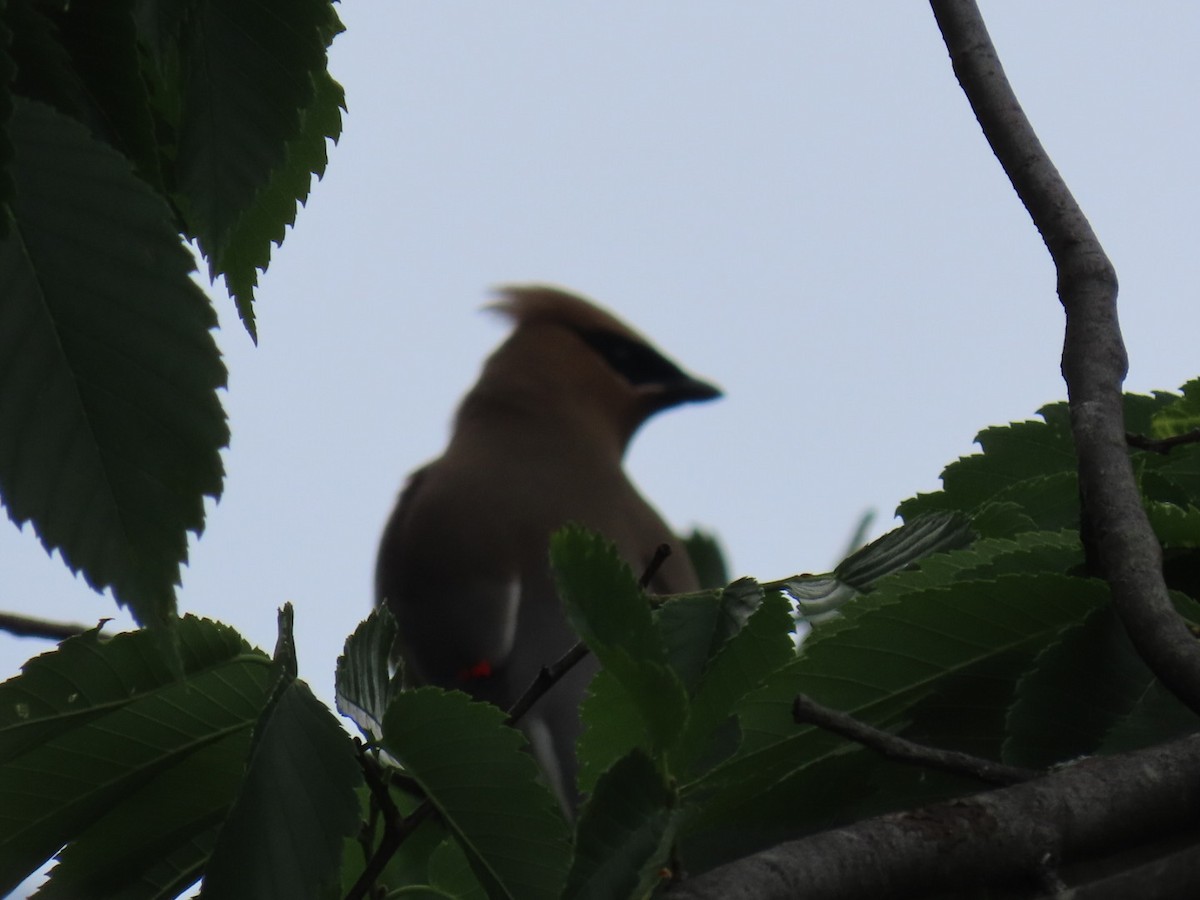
0;98;227;628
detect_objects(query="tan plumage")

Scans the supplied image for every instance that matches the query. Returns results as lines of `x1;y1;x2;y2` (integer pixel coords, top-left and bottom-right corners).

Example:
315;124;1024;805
375;285;720;806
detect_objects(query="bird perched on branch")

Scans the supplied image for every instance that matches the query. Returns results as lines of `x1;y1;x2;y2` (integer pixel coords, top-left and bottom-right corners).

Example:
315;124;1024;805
375;284;720;807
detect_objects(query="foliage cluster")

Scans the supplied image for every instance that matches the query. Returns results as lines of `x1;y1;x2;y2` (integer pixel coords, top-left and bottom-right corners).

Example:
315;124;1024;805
2;382;1199;897
0;0;344;632
2;4;1199;898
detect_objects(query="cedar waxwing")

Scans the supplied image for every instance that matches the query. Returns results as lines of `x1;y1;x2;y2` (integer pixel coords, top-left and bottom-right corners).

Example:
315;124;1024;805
375;285;720;807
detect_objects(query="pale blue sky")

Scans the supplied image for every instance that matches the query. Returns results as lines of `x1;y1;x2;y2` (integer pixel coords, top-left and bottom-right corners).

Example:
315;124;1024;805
4;3;1198;713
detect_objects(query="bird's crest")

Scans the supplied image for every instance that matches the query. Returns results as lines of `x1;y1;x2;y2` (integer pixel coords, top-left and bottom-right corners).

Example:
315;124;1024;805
488;284;647;343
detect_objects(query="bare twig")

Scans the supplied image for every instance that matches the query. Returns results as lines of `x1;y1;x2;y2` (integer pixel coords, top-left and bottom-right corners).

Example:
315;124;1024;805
345;745;436;900
792;694;1036;786
0;611;95;641
638;543;673;589
1127;429;1200;455
669;734;1200;900
506;640;591;727
929;0;1200;716
506;542;672;727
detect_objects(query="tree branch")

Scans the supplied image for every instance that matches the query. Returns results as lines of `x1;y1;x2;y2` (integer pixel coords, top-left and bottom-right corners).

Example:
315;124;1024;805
670;734;1200;900
0;611;95;641
345;746;435;900
792;694;1036;786
928;0;1200;716
1126;429;1200;455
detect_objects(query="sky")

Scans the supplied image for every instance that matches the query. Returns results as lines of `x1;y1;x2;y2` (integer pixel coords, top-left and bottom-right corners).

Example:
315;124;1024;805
3;3;1199;713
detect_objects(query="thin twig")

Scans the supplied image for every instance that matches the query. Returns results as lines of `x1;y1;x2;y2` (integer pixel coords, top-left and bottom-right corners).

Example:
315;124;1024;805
930;0;1200;716
0;611;96;641
1126;429;1200;455
506;641;590;727
345;746;435;900
792;694;1036;787
506;542;673;727
639;543;673;589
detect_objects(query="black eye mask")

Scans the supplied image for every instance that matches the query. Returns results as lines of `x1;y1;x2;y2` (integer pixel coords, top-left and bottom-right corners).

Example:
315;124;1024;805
575;328;687;388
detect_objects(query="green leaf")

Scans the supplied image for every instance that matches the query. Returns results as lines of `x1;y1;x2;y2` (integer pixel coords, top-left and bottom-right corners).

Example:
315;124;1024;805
577;670;642;798
778;513;973;623
201;679;363;900
566;750;676;900
680;528;728;590
1156;445;1200;504
176;0;341;261
428;837;488;900
0;617;273;897
0;98;227;628
801;530;1083;649
0;14;15;226
670;590;795;777
834;511;973;590
219;67;345;340
1004;604;1171;768
336;606;404;744
681;574;1105;845
52;0;164;190
4;0;93;126
898;406;1077;520
1150;378;1200;438
551;527;688;753
1146;501;1200;549
35;736;247;900
381;688;571;900
1098;679;1200;755
655;591;723;693
969;501;1039;539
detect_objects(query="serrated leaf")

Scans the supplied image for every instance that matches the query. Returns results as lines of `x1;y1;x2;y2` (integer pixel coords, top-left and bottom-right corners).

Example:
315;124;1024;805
1003;604;1170;768
1145;501;1200;548
0;618;273;897
778;513;972;624
177;0;341;262
336;607;403;744
52;0;164;190
898;406;1077;520
35;736;247;900
707;577;767;656
1098;679;1200;755
566;750;676;900
0;15;15;226
804;531;1083;647
680;528;728;590
577;670;643;798
220;68;345;339
381;688;571;900
1155;444;1200;503
4;0;92;125
428;837;488;900
0;98;227;628
670;590;794;777
835;511;973;590
655;592;722;693
201;679;363;900
681;574;1105;844
1150;378;1200;438
551;527;689;753
986;471;1081;531
969;501;1040;538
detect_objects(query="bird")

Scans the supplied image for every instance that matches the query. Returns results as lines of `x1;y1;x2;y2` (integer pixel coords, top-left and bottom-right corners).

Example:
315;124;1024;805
375;284;720;808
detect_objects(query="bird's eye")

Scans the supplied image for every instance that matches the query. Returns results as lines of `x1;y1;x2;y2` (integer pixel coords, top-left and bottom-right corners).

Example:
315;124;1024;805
576;329;686;387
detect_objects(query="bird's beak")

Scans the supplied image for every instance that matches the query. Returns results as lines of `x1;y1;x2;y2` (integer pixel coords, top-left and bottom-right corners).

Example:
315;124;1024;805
647;373;723;408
